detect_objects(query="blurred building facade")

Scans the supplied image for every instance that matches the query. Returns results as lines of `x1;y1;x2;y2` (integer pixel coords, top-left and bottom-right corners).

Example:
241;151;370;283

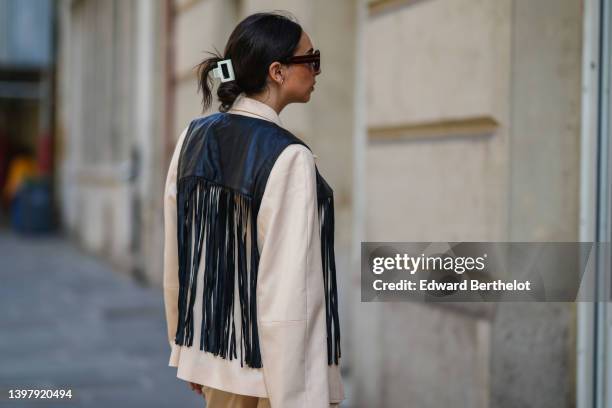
54;0;607;407
360;1;582;407
56;0;167;279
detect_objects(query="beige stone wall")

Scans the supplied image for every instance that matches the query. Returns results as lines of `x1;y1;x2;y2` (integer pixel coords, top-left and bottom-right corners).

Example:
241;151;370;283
171;0;239;138
358;0;512;404
56;0;139;273
56;0;167;280
356;0;583;407
366;0;511;242
491;0;583;406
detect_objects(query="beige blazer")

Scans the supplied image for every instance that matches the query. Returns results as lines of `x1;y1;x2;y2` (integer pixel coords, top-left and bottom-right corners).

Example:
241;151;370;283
163;93;345;407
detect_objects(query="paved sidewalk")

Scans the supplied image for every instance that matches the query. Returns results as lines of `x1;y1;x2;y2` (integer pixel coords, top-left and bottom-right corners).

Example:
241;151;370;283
0;229;205;408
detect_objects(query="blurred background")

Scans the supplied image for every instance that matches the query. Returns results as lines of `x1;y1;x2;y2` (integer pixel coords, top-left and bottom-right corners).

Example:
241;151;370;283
0;0;611;407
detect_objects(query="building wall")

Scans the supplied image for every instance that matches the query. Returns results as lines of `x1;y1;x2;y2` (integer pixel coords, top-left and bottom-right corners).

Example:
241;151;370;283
56;0;167;280
359;0;582;407
491;0;583;406
135;0;170;286
171;0;239;139
57;0;134;270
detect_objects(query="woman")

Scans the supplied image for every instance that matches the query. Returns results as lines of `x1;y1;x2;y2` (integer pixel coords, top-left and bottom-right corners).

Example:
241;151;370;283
163;11;345;408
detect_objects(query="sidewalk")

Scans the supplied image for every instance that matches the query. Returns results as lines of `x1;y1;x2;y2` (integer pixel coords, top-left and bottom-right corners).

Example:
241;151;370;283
0;229;205;408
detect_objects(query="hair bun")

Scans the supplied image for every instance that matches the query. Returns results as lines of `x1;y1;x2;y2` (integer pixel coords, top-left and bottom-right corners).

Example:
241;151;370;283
217;80;243;112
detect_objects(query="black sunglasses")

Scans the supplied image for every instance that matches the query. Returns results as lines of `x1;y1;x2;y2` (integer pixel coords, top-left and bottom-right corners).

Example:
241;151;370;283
282;49;320;74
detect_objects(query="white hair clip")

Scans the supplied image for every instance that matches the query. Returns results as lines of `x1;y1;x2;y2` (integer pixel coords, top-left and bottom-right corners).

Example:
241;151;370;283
212;58;235;82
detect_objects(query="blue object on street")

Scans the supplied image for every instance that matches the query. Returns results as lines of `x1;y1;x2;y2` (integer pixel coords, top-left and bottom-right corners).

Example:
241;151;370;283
10;177;55;234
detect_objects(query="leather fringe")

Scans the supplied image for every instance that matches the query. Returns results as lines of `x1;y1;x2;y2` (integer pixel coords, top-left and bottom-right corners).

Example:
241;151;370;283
175;173;340;368
175;175;262;368
318;194;342;365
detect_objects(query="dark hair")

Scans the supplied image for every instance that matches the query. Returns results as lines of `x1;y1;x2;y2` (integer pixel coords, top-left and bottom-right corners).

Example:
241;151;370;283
196;11;303;113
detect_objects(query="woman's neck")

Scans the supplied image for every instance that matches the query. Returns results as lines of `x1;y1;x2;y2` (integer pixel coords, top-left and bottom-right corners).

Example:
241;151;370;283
247;90;286;115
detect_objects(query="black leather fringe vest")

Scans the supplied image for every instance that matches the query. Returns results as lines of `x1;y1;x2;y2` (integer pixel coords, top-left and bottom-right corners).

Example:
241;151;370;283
174;113;341;368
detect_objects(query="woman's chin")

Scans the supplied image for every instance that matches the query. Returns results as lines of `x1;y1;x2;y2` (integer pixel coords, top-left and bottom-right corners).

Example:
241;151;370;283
295;89;313;103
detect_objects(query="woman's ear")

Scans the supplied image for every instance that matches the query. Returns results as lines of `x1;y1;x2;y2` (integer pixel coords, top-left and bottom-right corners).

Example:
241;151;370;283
268;61;285;86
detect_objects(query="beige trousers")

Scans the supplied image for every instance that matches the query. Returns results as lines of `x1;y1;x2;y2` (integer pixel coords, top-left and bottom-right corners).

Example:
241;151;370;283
201;386;340;407
202;386;271;408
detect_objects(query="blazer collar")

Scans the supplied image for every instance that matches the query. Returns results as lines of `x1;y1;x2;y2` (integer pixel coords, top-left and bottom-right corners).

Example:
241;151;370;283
228;93;283;128
226;93;318;160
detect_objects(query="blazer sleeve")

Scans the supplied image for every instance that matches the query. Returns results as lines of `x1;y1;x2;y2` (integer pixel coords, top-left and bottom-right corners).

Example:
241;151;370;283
163;126;189;347
256;144;333;407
